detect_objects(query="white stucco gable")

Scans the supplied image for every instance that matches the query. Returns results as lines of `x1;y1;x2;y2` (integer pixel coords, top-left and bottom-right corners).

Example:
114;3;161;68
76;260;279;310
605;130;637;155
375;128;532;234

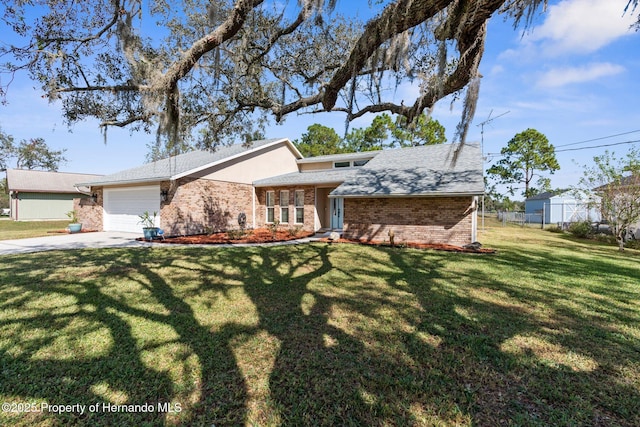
192;139;301;184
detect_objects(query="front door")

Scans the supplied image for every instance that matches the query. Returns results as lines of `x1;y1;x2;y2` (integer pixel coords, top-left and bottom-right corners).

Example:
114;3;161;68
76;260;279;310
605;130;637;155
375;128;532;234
330;197;343;229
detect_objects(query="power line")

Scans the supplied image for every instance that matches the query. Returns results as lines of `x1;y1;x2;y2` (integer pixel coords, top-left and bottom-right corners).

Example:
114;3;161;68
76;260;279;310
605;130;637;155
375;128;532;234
486;130;640;157
554;139;640;153
487;138;640;157
554;129;640;148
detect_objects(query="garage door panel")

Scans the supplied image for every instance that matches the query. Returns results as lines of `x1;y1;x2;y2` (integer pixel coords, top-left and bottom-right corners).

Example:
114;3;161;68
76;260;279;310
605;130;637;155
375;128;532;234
105;198;159;214
104;186;160;233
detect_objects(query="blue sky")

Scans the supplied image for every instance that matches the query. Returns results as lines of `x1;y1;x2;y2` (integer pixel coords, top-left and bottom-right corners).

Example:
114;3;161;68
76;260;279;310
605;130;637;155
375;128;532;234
1;0;639;199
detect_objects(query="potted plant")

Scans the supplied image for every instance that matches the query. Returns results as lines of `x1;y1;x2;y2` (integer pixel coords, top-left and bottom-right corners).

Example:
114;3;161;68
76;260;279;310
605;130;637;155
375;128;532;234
66;210;82;233
138;211;158;240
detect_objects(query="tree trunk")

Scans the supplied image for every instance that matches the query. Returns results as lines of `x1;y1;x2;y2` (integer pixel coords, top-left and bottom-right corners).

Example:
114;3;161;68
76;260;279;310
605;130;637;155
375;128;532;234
616;230;625;251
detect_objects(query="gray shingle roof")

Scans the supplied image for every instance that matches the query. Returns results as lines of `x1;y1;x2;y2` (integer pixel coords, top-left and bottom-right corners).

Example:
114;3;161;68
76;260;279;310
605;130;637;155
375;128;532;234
254;143;483;197
254;168;359;187
525;191;556;201
296;151;380;164
525;191;570;201
595;174;640;191
6;169;103;193
79;138;292;186
331;143;484;197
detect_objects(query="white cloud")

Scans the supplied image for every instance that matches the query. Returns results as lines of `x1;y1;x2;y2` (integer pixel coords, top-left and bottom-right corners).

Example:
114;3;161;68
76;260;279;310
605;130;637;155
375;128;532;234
528;0;636;55
513;95;597;114
488;64;505;76
536;62;625;87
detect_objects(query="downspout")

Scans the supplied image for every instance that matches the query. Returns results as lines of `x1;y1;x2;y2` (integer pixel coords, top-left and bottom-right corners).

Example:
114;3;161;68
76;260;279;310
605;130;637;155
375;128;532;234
481;195;485;231
314;187;318;231
252;186;256;229
472;196;478;242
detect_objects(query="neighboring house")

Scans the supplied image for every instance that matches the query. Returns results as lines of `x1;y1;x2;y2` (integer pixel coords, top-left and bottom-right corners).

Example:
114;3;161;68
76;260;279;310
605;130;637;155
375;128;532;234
5;169;103;221
77;138;484;245
594;174;640;239
525;191;601;225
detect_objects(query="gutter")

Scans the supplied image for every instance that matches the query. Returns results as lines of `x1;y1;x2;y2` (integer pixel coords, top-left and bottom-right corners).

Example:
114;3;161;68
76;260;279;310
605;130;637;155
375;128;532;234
328;192;485;199
74;185;92;196
75;177;171;187
253;179;346;188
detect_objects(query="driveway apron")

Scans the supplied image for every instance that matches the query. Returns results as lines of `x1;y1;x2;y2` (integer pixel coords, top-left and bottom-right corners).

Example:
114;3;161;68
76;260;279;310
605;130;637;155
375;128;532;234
0;232;151;255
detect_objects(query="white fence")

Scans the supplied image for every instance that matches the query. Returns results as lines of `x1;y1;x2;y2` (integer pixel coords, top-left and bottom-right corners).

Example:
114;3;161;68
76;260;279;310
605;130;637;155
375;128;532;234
499;202;602;227
497;211;533;226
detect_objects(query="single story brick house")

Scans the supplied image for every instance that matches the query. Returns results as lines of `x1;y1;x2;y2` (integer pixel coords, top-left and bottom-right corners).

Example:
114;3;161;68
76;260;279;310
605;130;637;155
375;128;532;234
5;169;103;221
75;138;484;245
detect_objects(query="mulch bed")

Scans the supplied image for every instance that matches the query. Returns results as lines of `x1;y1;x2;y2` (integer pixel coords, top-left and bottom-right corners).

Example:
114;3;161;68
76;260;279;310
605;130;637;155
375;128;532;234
141;228;495;253
144;228;315;244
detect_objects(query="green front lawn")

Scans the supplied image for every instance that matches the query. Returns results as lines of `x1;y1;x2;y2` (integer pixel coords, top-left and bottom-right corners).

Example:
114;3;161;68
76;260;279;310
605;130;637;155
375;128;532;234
0;220;70;240
0;224;639;426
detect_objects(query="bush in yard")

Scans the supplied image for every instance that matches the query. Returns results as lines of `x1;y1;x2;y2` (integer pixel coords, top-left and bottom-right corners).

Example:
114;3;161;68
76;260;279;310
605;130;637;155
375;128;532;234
287;226;304;237
594;233;617;245
227;228;248;240
568;221;593;239
267;220;280;239
625;239;640;250
546;224;564;233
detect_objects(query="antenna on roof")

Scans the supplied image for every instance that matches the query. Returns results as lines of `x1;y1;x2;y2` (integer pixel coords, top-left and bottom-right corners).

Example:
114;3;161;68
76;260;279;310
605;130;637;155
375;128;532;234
476;110;509;156
476;110;508;233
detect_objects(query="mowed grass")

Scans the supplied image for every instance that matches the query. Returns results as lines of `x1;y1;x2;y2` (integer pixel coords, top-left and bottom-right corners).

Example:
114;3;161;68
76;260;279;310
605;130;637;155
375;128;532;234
0;222;639;426
0;220;70;240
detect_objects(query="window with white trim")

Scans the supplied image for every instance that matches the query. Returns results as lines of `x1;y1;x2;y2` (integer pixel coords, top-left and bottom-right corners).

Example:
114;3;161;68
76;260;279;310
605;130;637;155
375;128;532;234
280;190;289;223
294;190;304;224
266;191;275;223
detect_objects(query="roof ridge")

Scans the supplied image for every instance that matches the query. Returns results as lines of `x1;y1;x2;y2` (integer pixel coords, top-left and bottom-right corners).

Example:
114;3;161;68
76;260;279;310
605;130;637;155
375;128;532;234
78;138;293;187
6;168;103;176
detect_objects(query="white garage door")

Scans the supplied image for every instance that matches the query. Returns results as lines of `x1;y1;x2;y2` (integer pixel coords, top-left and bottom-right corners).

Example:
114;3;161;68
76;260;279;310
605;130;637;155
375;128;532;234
104;186;161;233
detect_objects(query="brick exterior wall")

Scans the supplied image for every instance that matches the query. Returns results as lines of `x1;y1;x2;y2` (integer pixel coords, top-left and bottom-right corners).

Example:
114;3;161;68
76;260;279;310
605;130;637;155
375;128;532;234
74;187;103;231
79;177;475;245
160;177;254;236
343;197;475;246
255;186;316;231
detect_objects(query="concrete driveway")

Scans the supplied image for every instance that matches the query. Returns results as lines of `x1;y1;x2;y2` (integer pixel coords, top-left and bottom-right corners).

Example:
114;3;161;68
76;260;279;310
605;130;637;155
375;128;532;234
0;231;152;255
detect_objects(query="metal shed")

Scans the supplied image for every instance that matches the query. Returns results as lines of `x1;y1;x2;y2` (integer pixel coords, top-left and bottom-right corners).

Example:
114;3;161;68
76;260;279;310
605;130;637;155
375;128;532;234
525;191;601;225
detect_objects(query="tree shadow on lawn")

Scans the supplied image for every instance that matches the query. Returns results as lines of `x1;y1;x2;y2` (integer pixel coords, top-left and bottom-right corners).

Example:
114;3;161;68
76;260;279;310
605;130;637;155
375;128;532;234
394;245;640;426
229;243;640;425
0;242;639;426
238;244;447;425
0;248;253;426
487;242;640;324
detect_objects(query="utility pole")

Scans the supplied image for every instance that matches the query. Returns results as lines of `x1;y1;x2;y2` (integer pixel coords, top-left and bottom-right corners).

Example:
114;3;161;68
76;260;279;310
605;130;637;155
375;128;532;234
476;110;509;231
